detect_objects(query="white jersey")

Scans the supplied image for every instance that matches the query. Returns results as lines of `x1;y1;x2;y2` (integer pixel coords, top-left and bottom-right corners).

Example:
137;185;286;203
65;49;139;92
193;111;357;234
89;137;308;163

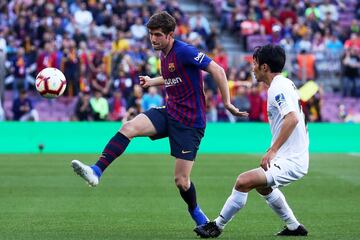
267;75;309;159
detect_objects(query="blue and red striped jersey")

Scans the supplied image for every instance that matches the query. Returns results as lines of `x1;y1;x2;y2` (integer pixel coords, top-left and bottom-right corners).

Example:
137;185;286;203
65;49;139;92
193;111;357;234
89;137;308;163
160;40;212;128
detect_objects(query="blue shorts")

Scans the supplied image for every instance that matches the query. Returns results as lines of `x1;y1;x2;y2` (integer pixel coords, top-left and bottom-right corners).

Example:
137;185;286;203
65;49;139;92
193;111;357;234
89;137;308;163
143;107;205;161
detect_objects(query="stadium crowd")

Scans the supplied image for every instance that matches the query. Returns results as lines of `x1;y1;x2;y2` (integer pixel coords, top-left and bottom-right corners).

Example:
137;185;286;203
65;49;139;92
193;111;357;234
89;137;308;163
0;0;359;123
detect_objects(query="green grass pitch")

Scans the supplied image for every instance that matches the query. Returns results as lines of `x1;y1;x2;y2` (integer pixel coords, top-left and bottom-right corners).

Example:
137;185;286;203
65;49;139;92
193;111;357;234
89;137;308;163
0;154;359;239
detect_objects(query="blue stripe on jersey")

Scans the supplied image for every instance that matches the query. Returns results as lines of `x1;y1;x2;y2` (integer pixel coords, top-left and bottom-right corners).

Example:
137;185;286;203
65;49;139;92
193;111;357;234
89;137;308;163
167;51;193;126
161;40;211;128
170;47;198;127
197;71;206;124
176;59;196;126
172;53;188;124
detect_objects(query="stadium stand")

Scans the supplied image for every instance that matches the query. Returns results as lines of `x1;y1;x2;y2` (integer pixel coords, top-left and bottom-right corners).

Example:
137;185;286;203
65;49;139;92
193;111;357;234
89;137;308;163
0;0;359;122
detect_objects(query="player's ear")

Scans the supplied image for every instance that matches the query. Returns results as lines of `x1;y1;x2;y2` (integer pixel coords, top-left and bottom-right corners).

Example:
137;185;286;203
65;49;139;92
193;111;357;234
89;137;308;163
168;31;174;39
263;64;268;72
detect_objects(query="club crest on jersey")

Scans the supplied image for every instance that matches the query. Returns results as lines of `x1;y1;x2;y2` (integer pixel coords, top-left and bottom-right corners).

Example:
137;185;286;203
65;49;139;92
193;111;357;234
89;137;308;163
168;63;175;72
275;93;286;107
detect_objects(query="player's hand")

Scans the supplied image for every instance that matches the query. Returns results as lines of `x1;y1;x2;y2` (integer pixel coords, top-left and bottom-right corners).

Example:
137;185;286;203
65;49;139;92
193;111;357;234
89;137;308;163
224;103;249;117
261;148;276;171
139;75;151;88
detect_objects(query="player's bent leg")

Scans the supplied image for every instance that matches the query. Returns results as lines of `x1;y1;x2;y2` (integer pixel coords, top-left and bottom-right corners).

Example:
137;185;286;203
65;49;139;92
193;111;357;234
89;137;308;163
120;113;158;139
257;161;307;235
257;187;303;235
174;159;209;226
235;168;268;192
206;168;267;235
72;113;158;187
94;113;157;171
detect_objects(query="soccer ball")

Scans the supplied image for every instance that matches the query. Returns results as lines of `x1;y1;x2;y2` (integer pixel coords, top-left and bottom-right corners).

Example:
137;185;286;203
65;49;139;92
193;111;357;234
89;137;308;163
35;67;67;98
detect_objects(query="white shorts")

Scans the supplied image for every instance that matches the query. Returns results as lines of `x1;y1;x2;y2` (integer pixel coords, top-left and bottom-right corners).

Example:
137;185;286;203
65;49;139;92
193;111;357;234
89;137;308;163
263;154;309;188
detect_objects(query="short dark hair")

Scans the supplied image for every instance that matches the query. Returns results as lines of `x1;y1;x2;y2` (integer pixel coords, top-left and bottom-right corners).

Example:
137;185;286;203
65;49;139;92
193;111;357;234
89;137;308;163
253;44;286;73
146;11;176;34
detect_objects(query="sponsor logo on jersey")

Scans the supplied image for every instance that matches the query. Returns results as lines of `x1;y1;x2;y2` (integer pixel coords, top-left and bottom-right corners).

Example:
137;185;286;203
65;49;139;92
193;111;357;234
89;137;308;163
168;63;175;72
275;93;286;107
194;52;205;63
164;77;182;87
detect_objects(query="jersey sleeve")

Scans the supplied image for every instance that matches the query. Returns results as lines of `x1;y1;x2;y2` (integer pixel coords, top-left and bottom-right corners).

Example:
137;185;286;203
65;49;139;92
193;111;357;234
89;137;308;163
177;45;212;70
270;85;296;119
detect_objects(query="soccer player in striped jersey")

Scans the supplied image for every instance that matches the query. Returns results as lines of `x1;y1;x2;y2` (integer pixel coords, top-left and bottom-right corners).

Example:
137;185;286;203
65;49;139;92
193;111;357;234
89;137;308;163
71;11;248;230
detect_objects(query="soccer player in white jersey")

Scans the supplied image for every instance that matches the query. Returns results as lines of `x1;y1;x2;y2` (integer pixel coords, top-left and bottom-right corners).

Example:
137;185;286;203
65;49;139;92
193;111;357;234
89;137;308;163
194;44;309;238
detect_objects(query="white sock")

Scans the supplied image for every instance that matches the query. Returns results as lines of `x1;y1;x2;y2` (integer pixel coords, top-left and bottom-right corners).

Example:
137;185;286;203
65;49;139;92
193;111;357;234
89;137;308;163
215;188;248;229
263;188;300;230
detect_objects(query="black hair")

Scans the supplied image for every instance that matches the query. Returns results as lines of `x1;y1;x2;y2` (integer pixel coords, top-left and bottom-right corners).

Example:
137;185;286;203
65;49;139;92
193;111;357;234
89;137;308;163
146;11;176;34
253;44;286;73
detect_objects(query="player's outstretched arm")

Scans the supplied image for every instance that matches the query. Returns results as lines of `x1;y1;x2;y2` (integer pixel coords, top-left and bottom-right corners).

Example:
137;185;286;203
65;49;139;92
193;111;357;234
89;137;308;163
206;61;249;117
139;76;165;88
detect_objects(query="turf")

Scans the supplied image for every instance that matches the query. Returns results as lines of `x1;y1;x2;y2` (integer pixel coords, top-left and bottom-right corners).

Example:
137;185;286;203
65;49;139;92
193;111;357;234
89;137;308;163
0;154;359;239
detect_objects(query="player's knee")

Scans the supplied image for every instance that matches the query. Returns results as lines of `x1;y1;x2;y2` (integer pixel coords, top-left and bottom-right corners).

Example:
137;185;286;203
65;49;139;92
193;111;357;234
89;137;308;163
120;121;138;139
174;176;189;191
235;175;251;192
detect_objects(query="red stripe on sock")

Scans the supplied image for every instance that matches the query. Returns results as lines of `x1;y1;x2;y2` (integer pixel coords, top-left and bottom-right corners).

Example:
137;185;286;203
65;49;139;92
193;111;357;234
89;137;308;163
104;149;117;158
109;141;124;153
99;158;110;166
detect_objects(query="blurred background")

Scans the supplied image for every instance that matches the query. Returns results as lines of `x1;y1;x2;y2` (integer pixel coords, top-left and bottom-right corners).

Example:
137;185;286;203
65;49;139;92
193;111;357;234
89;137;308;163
0;0;359;124
0;2;359;239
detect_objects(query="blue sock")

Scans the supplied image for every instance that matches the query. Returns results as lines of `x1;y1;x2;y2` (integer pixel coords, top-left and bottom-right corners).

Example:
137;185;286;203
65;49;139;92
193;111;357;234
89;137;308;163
91;165;102;178
189;205;209;226
179;182;209;226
